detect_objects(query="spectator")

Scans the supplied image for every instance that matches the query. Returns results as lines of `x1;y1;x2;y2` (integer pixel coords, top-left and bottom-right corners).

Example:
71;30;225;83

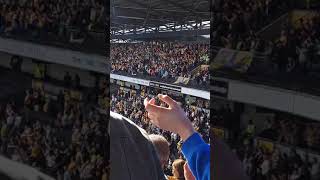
149;134;170;171
110;112;165;180
74;74;80;89
63;72;72;87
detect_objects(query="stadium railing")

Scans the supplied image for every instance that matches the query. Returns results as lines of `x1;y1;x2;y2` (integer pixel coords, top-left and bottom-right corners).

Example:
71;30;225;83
110;73;210;100
111;69;210;90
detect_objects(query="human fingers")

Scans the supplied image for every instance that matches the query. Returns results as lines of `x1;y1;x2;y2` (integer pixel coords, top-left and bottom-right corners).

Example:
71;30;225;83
144;98;167;114
158;94;176;107
149;97;156;105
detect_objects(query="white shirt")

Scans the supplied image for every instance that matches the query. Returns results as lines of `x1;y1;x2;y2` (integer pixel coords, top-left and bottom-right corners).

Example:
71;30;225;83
261;159;270;175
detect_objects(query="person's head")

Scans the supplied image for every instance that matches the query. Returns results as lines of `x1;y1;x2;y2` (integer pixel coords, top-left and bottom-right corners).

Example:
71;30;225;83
110;112;165;180
172;159;185;179
149;134;170;170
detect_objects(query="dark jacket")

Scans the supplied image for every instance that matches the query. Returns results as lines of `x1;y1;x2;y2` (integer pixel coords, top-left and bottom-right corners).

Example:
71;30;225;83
212;138;249;180
110;112;166;180
0;156;54;180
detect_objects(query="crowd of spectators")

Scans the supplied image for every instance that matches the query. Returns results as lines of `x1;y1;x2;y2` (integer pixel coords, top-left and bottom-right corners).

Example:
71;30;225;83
212;101;320;180
257;115;320;152
111;42;209;87
238;141;320;180
110;84;209;176
190;65;209;86
0;0;104;43
212;0;290;50
271;15;320;74
212;0;320;79
237;117;320;180
0;79;109;180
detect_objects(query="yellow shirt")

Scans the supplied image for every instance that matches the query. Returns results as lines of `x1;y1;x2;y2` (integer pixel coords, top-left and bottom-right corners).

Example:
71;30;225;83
31;146;41;158
101;173;108;180
33;66;42;79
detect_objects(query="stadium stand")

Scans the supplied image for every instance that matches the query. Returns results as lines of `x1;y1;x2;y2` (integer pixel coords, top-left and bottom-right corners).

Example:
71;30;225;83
212;98;320;180
212;0;290;49
111;0;210;87
111;42;209;87
0;0;105;54
212;1;320;95
0;53;109;180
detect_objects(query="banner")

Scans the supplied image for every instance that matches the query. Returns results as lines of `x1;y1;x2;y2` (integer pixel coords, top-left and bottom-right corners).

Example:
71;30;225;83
111;73;210;100
212;48;253;73
149;81;181;92
173;77;190;85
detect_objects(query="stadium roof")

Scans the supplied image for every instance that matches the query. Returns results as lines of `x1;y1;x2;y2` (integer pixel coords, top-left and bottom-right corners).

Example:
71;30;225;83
110;0;210;38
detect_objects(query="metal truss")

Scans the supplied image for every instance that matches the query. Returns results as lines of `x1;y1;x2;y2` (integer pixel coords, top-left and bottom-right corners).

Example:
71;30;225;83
110;0;210;40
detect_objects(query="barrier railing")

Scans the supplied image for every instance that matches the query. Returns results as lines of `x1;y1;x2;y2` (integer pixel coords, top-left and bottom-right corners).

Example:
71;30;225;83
110;73;210;100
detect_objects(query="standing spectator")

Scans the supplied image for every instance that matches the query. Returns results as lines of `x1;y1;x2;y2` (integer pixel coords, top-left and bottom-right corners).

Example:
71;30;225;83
64;72;72;87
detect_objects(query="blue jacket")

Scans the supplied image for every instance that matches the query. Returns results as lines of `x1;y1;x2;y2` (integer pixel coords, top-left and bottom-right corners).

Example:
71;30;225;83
182;133;210;180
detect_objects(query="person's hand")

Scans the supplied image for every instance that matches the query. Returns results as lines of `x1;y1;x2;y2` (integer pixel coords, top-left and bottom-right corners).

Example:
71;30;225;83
144;94;195;141
184;163;195;180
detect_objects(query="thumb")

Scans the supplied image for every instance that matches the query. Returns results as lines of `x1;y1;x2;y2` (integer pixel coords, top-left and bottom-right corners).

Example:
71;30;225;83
158;94;176;107
144;98;166;113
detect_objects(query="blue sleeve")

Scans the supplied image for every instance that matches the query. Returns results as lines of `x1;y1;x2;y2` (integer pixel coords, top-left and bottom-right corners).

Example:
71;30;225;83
182;133;210;180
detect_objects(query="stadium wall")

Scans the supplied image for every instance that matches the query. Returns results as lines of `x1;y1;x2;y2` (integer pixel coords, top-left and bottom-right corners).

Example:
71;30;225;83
0;37;108;74
213;77;320;121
